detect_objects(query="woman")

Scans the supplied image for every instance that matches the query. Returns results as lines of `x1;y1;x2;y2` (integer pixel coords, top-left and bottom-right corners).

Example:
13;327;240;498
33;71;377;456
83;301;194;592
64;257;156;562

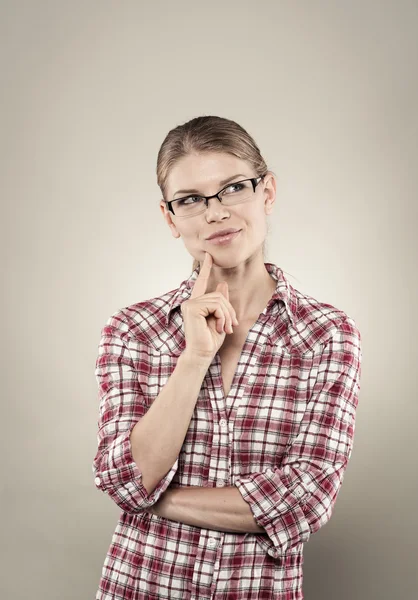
92;115;362;599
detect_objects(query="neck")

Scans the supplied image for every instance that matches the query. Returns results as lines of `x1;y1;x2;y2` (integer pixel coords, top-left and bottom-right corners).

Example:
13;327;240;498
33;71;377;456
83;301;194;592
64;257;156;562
204;258;276;322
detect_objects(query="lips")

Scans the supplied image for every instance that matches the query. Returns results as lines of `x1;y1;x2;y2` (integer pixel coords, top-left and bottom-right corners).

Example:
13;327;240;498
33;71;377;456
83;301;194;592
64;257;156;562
206;228;241;240
206;230;241;245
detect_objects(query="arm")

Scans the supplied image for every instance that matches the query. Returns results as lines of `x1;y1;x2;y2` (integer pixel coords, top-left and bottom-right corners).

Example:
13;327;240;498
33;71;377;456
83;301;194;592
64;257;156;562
92;310;210;514
148;317;362;555
148;486;266;534
233;317;363;556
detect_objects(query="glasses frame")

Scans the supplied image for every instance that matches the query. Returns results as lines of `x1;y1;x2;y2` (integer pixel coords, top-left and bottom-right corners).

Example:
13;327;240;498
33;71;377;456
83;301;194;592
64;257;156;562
164;174;266;216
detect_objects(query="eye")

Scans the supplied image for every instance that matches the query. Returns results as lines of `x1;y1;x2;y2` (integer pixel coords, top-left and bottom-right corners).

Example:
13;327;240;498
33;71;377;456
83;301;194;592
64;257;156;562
177;195;203;205
223;182;244;194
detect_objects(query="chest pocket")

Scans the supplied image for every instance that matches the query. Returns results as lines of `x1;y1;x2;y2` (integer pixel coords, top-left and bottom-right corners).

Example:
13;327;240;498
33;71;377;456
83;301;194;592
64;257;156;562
232;348;316;473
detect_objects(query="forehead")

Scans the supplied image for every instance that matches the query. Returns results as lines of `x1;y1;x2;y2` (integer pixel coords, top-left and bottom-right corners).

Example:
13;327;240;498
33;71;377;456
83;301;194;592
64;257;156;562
166;152;252;196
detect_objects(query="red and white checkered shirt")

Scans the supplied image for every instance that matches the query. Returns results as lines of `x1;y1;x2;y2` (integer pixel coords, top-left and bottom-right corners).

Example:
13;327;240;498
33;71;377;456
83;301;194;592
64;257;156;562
92;262;362;599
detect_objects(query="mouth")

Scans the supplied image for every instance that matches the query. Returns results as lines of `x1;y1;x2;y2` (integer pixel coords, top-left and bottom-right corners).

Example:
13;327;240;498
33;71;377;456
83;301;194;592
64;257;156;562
205;229;242;245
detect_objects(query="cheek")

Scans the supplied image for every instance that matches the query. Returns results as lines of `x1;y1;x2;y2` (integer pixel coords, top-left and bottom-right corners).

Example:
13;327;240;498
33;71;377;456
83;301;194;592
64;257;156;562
179;228;199;247
247;213;267;233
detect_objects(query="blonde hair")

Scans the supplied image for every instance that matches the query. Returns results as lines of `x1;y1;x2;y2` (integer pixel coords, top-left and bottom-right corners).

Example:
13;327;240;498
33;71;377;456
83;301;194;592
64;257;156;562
156;115;269;272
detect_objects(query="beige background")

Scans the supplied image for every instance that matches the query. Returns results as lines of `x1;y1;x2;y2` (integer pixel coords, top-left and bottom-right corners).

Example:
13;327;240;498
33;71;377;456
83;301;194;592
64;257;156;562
2;1;417;599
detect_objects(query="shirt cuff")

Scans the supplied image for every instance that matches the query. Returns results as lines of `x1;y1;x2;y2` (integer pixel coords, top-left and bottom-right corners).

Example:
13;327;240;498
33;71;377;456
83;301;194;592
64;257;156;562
94;422;178;513
235;469;311;557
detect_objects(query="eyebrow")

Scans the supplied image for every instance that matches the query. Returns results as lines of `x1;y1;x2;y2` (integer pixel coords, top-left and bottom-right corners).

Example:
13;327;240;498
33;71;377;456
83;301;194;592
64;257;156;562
173;173;249;198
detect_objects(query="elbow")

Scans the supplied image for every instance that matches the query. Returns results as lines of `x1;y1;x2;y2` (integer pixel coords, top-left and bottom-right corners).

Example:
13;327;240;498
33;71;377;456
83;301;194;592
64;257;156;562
92;426;180;514
303;489;339;536
92;455;154;515
92;450;179;514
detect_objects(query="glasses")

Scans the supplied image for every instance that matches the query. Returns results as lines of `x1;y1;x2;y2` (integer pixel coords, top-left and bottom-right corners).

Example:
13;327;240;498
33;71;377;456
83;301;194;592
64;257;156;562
164;175;266;217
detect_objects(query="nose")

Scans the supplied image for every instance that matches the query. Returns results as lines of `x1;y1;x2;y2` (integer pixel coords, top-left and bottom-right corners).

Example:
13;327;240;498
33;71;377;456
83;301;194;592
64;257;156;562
204;195;229;219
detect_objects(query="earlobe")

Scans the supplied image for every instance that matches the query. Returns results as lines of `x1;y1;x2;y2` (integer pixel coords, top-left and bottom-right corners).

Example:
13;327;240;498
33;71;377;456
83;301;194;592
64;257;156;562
264;188;275;214
168;223;181;239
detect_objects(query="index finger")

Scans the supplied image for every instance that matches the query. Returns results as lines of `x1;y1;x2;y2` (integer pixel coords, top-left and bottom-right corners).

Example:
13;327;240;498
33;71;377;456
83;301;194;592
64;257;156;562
190;251;213;299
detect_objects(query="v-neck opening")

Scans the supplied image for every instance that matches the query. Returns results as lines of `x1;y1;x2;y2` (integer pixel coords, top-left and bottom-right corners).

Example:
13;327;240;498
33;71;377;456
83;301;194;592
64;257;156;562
214;319;266;420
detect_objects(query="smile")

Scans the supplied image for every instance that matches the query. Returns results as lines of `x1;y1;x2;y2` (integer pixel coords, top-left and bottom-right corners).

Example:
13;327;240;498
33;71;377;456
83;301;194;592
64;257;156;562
206;230;241;245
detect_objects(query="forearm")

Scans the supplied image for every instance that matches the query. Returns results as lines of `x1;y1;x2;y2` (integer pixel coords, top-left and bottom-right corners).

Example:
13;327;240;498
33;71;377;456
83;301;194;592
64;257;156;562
152;486;266;534
130;352;210;496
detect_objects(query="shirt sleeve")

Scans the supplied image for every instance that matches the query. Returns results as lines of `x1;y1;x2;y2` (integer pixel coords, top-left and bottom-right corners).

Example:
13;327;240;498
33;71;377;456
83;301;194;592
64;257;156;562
234;316;362;557
92;311;179;514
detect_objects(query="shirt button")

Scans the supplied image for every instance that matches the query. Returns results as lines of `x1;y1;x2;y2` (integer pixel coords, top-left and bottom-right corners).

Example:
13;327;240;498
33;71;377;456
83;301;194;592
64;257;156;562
94;477;101;487
295;486;303;497
216;479;226;487
219;419;228;429
268;548;277;557
208;537;217;548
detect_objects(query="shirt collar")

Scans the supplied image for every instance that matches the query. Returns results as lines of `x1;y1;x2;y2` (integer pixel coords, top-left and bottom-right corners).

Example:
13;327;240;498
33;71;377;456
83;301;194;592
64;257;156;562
165;262;297;328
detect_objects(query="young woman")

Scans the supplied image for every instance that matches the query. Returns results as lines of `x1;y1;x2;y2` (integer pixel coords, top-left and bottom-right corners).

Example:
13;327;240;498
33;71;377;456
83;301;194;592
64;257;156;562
92;115;362;599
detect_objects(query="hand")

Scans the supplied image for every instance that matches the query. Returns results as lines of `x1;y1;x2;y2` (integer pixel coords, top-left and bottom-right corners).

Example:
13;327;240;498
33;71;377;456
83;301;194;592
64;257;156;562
181;251;239;361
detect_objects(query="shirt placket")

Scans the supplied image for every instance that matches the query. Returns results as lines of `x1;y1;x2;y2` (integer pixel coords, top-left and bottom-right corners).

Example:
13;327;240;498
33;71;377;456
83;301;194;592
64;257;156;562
190;324;270;600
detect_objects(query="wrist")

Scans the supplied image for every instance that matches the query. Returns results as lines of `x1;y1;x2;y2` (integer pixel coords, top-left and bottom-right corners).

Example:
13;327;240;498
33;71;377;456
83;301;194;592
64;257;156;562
179;350;213;370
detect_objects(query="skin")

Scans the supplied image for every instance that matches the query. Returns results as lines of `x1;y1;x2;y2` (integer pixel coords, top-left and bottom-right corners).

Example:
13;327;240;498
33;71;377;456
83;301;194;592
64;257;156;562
150;150;278;533
159;151;277;322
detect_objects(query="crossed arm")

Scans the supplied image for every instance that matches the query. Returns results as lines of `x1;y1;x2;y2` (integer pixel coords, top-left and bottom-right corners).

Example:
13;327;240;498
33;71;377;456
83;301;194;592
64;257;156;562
146;485;266;534
94;316;362;551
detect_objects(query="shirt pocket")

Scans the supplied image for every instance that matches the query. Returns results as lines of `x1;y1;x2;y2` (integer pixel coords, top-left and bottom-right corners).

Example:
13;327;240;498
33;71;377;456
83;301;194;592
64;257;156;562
232;350;315;472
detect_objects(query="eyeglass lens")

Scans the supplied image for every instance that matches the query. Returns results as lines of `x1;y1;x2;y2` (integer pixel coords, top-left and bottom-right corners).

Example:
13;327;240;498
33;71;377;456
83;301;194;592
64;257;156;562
172;180;254;216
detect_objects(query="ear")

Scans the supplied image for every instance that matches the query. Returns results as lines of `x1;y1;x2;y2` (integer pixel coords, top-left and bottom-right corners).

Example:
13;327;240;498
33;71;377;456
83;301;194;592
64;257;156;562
262;172;276;215
160;200;181;239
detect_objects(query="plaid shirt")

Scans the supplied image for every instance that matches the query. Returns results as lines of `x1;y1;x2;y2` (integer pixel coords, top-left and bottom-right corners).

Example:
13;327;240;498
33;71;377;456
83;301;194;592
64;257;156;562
92;262;362;600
